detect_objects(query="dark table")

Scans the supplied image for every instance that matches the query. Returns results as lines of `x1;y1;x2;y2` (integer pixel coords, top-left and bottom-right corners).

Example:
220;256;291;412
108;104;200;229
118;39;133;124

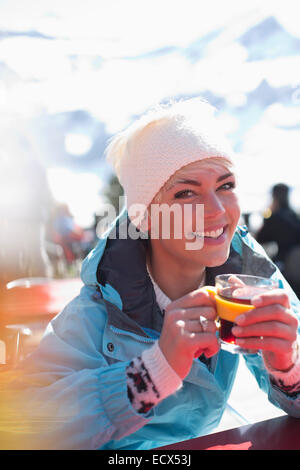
157;415;300;450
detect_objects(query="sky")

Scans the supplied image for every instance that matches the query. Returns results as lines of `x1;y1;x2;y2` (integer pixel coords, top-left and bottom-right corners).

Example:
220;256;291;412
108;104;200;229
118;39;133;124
1;0;300;228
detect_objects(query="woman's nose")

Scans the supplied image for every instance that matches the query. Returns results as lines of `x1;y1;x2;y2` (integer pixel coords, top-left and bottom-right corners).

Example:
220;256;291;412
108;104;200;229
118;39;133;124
202;193;226;219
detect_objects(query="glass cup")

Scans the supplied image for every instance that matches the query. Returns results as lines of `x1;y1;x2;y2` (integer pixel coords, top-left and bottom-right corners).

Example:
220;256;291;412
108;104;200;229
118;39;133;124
213;274;279;354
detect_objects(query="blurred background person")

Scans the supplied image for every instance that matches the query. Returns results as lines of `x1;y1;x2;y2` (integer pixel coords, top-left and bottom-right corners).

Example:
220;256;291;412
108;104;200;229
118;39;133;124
0;130;55;367
48;202;91;268
255;183;300;297
0;130;55;291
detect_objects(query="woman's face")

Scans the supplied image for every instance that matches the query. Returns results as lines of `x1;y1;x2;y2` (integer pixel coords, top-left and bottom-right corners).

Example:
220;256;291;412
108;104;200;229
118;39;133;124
147;159;241;269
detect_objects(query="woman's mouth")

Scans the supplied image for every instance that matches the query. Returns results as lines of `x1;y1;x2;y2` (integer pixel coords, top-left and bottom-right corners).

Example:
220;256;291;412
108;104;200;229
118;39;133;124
191;227;224;239
190;225;228;245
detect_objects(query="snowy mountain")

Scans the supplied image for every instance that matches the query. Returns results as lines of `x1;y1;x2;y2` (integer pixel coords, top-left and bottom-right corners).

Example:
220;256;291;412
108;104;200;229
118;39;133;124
239;16;300;61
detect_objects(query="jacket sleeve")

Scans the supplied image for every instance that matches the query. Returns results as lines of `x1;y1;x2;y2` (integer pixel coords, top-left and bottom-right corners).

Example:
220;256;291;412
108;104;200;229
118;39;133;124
241;234;300;417
6;287;154;450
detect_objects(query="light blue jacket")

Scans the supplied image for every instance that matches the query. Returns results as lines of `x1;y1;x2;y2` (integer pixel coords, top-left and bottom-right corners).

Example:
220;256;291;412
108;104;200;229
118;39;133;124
20;208;300;450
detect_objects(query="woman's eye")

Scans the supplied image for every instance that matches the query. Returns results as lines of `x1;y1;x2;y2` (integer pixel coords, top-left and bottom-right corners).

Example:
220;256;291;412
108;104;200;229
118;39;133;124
218;181;235;191
174;189;195;199
174;182;235;199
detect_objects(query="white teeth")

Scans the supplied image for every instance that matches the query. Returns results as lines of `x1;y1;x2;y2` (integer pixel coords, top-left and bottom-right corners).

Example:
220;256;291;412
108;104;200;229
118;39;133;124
192;227;224;239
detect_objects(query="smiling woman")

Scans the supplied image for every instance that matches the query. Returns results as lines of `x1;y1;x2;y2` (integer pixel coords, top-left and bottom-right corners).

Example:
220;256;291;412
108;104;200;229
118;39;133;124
146;158;240;300
9;97;300;450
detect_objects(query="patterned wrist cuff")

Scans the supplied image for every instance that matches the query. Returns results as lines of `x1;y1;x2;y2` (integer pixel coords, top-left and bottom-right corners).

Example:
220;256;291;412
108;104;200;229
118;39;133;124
126;356;160;414
141;341;183;401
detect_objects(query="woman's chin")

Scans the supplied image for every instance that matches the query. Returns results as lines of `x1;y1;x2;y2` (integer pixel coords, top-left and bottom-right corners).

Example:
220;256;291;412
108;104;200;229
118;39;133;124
200;248;231;268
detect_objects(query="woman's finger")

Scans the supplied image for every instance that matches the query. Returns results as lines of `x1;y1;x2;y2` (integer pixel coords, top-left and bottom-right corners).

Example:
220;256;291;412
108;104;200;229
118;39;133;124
251;289;291;309
165;288;215;312
232;321;297;342
235;304;298;328
235;336;294;354
228;275;245;286
190;332;220;356
169;306;217;322
184;318;217;334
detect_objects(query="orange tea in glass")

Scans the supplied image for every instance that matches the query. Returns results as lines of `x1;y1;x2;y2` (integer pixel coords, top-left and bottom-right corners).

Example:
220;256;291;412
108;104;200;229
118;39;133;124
214;274;278;354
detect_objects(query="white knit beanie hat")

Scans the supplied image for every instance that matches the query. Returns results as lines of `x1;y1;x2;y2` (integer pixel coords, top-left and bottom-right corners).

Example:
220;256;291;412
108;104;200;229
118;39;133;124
106;98;234;226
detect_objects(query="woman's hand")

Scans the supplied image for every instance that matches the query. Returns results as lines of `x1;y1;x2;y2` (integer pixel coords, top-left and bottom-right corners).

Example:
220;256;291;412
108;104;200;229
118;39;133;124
233;290;299;371
158;288;219;380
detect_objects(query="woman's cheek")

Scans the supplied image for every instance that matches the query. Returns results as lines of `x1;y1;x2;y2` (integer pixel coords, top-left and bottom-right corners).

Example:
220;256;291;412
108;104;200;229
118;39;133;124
226;195;241;228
